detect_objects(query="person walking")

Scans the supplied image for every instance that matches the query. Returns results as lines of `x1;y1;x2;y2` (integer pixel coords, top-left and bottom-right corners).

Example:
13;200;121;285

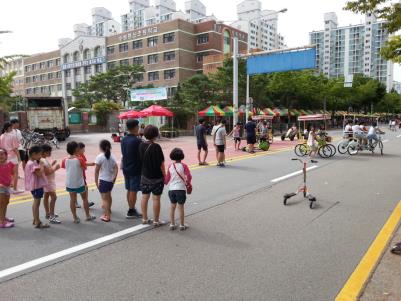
229;123;242;151
121;119;143;219
211;117;222;161
213;119;227;167
95;140;118;222
139;125;166;227
165;148;192;231
195;118;208;165
0;122;23;193
244;116;257;153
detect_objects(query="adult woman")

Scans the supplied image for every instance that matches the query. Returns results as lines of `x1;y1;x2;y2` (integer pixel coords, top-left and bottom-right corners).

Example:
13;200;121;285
139;125;166;227
0;122;23;193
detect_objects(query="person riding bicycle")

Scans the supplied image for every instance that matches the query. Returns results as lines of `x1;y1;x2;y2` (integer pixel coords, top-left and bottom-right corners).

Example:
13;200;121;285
367;122;385;149
353;121;367;146
343;120;353;139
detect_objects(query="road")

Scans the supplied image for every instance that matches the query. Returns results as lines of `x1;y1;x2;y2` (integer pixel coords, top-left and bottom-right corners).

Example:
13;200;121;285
0;130;400;301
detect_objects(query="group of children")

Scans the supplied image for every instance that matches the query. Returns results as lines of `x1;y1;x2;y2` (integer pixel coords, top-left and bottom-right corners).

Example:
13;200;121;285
0;125;193;231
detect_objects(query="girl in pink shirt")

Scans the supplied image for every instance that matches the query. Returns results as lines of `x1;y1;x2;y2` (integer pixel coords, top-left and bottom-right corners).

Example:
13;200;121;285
0;122;22;193
0;148;17;228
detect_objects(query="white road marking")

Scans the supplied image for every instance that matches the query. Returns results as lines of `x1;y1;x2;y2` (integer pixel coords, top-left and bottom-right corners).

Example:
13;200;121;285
0;224;149;280
382;140;389;143
271;166;318;183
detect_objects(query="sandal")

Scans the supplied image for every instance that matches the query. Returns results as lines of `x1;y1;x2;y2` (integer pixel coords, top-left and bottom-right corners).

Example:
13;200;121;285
0;221;14;228
153;220;166;228
100;215;110;222
73;217;81;224
5;217;14;223
35;222;50;229
142;219;153;225
86;215;96;222
391;242;401;255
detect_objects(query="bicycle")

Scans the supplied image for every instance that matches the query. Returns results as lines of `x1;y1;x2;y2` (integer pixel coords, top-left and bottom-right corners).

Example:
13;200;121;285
294;139;335;158
347;134;384;156
283;158;318;209
337;132;355;154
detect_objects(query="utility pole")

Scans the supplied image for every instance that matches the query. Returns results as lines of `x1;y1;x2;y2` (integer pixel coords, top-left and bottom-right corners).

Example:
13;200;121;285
233;37;239;125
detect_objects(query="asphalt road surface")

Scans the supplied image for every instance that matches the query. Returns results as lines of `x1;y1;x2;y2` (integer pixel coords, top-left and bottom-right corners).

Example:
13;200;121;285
1;130;401;301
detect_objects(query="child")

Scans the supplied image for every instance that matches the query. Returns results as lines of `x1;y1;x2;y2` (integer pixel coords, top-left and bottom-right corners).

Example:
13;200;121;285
25;146;49;229
307;126;318;158
0;148;17;228
77;142;95;209
62;141;96;224
229;123;241;151
41;144;61;224
164;148;192;231
95;140;118;222
259;121;268;142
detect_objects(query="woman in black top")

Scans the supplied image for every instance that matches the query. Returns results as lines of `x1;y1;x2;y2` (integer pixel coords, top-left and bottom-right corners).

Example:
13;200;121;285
139;125;166;226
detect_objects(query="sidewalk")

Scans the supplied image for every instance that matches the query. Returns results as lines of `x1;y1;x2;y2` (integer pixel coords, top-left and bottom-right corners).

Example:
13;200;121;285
360;223;401;301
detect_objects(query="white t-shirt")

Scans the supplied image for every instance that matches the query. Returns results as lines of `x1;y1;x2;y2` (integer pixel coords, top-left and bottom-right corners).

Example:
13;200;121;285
95;153;117;182
368;126;377;136
214;126;227;146
64;158;85;189
352;125;362;134
13;129;23;150
211;125;220;136
344;125;352;132
168;163;186;191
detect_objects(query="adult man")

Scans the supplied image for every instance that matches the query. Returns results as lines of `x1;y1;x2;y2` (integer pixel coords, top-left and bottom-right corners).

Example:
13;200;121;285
121;119;143;219
367;122;385;148
213;119;227;167
244;116;257;153
195;119;208;166
211;117;222;161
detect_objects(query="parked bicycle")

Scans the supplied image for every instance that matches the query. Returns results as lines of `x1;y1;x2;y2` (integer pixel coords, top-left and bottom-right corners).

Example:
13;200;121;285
294;134;336;158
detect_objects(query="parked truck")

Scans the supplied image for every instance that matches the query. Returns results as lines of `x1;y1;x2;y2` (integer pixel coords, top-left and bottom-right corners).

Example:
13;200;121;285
26;97;70;140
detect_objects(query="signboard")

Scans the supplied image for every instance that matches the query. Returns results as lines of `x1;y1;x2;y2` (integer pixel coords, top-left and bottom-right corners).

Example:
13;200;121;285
62;56;105;71
344;74;353;88
118;26;158;42
130;87;168;102
247;48;316;75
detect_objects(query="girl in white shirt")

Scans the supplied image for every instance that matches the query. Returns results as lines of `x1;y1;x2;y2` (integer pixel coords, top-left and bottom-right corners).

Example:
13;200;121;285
95;140;118;222
307;126;318;158
164;148;192;231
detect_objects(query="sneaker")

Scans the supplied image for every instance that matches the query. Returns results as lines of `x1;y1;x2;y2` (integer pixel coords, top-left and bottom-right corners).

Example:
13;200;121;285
169;223;177;231
179;224;188;231
218;163;226;168
5;217;14;223
86;215;96;222
88;202;95;208
75;203;81;209
49;216;61;224
0;221;14;228
126;208;142;219
73;217;81;224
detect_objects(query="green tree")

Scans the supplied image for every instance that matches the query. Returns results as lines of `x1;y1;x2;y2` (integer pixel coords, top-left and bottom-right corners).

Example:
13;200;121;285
377;91;401;114
92;100;122;126
345;0;401;62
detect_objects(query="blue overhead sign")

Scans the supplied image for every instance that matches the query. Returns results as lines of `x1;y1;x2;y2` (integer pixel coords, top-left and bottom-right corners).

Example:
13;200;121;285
247;48;316;75
62;56;105;70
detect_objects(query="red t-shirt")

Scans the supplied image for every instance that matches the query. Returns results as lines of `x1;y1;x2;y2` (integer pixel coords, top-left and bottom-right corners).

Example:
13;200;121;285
77;154;87;179
0;162;15;187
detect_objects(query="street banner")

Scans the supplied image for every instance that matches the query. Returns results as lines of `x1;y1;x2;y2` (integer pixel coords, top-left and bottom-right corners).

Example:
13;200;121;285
130;87;168;102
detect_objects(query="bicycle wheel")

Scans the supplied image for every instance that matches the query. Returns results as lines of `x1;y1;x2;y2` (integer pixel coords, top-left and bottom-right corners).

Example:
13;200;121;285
347;141;359;156
327;144;336;157
337;140;349;154
378;141;383;156
294;144;308;157
318;145;332;158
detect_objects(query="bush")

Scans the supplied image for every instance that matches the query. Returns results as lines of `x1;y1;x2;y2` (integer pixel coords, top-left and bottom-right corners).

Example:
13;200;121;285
92;100;121;126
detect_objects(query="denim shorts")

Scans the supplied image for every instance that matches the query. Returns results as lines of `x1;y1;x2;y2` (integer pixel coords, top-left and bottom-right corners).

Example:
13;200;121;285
0;187;10;195
168;190;187;205
98;180;114;194
31;188;44;199
124;175;141;192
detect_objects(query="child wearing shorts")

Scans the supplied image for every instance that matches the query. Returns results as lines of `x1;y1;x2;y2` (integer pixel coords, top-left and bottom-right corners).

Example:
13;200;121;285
25;146;49;229
41;144;61;224
62;141;96;224
165;148;192;231
0;148;17;228
95;140;118;222
77;142;95;209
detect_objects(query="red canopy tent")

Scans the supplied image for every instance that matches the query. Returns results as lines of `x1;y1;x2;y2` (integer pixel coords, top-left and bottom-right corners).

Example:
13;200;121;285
118;110;148;119
140;105;174;117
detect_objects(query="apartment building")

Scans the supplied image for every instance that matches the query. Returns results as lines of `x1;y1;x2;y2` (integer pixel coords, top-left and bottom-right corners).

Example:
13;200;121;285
310;12;394;90
23;50;63;98
231;0;286;51
106;18;248;96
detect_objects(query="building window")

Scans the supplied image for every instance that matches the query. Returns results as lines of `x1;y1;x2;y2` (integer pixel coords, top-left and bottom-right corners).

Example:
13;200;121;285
197;34;209;44
94;46;102;57
40;74;46;81
48;73;54;80
73;51;80;62
74;68;81;75
119;43;129;53
55;58;61;66
32;64;37;71
25;65;31;72
120;59;129;66
47;60;54;68
164;69;176;80
39;62;46;69
64;54;70;63
148;71;159;81
133;56;144;65
25;77;31;84
57;84;62;91
163;51;175;61
106;46;115;55
66;83;72;90
56;71;62;79
65;70;71;78
134;73;144;82
196;52;209;63
163;32;175;43
148;54;158;64
84;66;92;74
107;62;116;70
147;37;158;47
75;82;81;88
133;40;143;49
95;64;103;73
83;49;91;60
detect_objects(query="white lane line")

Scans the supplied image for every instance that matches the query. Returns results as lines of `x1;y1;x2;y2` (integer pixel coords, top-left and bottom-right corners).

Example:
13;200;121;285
271;166;318;183
0;224;149;280
382;139;389;143
397;135;401;138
